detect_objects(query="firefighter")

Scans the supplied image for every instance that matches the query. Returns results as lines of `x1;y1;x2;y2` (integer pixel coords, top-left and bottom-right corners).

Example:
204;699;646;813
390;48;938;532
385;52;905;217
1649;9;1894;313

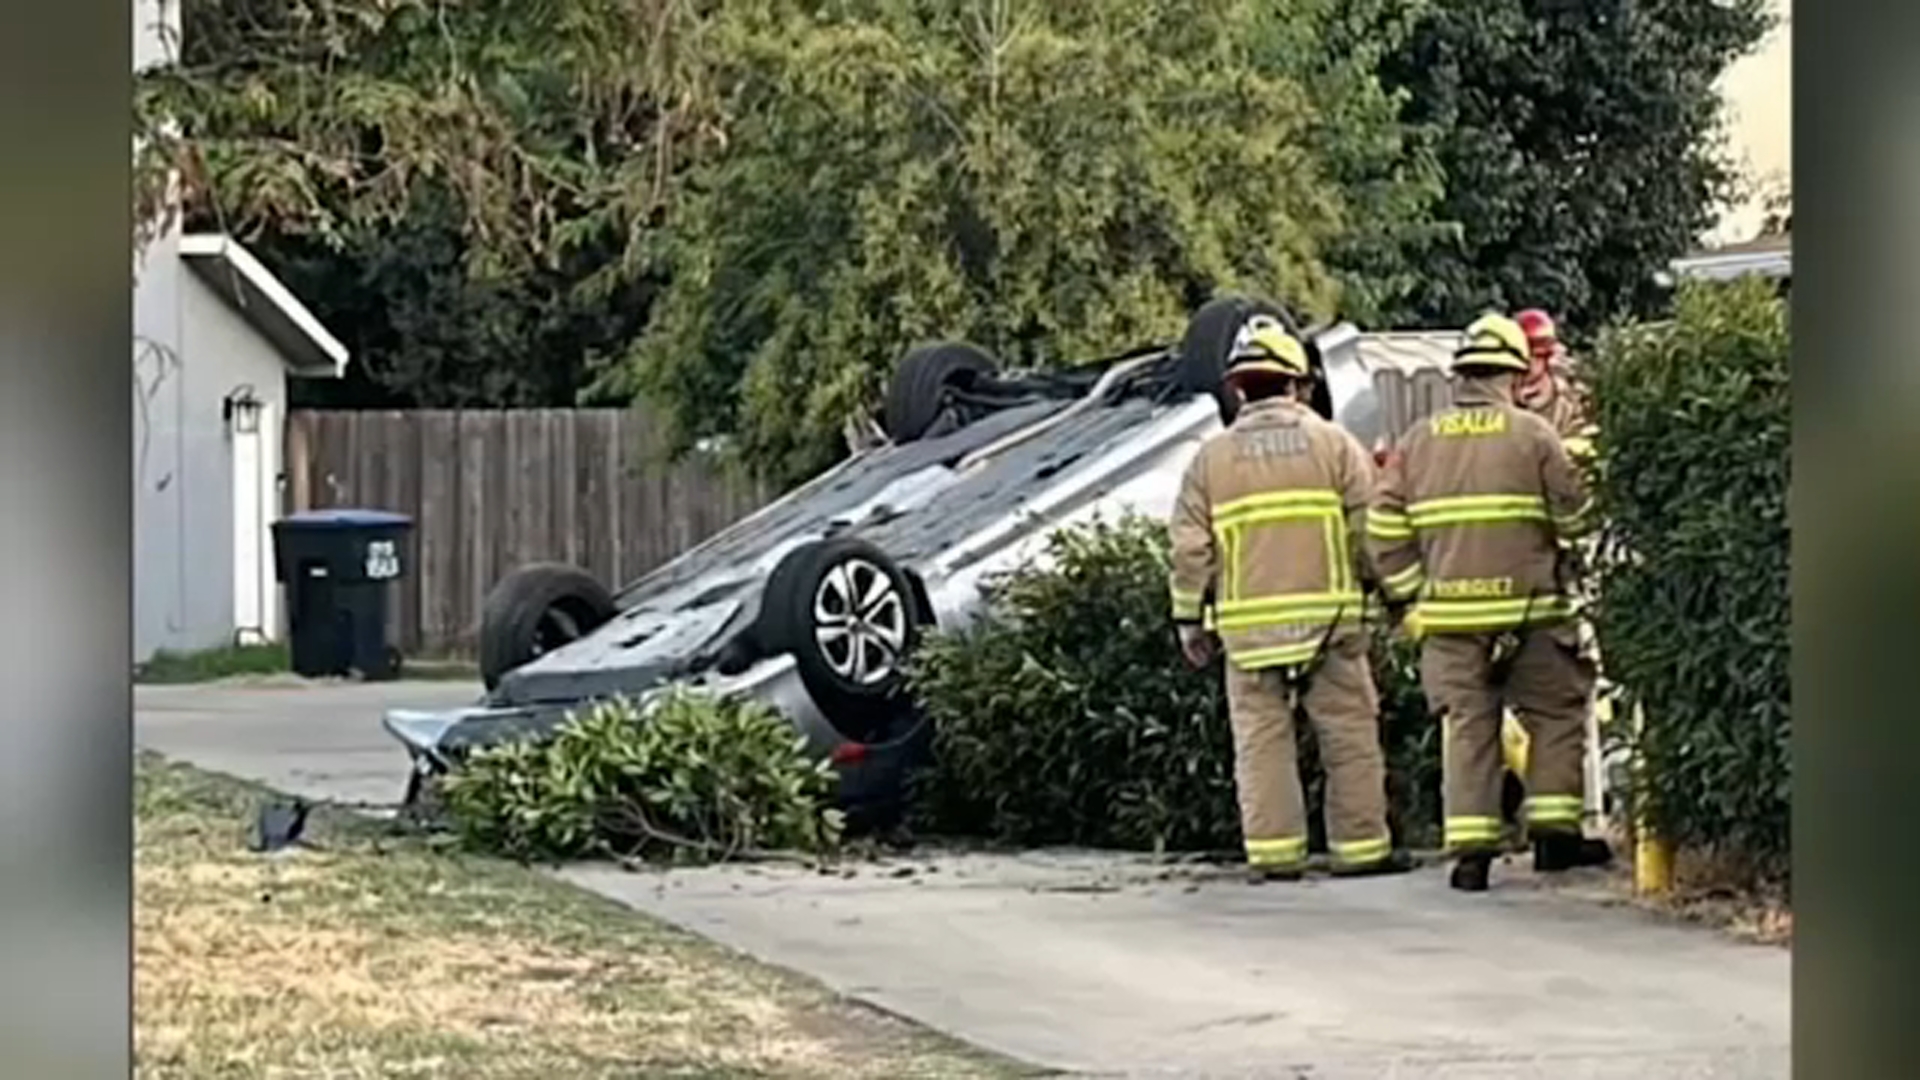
1514;308;1595;458
1513;307;1613;865
1367;313;1598;892
1168;318;1415;882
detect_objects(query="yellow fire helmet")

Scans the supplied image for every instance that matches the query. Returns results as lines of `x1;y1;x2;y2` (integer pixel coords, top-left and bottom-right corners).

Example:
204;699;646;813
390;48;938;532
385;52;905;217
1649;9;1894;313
1451;313;1532;374
1225;317;1311;381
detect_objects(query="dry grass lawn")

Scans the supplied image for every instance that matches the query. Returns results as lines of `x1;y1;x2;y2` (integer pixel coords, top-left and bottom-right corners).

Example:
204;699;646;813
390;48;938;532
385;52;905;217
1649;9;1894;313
135;753;1033;1079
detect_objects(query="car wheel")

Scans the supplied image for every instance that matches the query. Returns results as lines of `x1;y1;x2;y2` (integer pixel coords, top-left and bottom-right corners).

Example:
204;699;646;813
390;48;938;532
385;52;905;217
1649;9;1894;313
883;342;999;444
754;537;927;740
477;562;618;690
1177;294;1301;425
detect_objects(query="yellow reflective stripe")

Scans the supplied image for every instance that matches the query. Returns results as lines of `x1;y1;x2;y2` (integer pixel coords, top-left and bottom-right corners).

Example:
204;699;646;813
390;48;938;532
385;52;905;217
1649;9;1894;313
1412;508;1550;529
1409;494;1549;515
1382;563;1426;599
1329;512;1359;595
1414;596;1572;632
1367;509;1413;540
1232;641;1326;669
1245;836;1307;867
1522;795;1583;826
1330;835;1392;866
1214;607;1362;632
1445;816;1504;849
1214;591;1365;616
1213;523;1239;602
1170;585;1204;620
1222;505;1345;528
1408;494;1549;529
1213;490;1343;521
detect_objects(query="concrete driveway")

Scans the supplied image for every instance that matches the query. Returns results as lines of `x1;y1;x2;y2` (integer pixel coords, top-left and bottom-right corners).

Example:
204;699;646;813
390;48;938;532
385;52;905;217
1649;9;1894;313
136;680;1791;1079
135;677;479;809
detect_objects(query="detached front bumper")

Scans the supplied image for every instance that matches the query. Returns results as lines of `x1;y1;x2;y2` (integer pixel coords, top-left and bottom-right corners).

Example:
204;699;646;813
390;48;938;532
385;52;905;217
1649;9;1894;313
382;701;574;772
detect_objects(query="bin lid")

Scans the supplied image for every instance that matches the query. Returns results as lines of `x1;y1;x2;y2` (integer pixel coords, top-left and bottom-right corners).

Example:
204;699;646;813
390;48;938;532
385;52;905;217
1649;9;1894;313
275;508;414;530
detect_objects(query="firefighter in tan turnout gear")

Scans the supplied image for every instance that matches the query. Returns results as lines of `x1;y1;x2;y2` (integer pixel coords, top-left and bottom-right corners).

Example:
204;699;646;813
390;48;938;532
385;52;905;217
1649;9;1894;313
1368;313;1599;892
1168;319;1415;882
1514;308;1591;451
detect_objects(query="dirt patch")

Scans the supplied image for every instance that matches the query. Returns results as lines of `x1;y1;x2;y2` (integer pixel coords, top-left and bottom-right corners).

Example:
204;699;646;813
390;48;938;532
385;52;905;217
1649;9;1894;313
135;753;1031;1078
1510;838;1792;948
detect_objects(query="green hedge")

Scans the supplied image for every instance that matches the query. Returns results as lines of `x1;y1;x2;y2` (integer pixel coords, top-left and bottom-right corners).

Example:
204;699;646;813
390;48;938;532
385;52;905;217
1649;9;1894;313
1587;278;1790;881
441;689;844;865
905;515;1439;854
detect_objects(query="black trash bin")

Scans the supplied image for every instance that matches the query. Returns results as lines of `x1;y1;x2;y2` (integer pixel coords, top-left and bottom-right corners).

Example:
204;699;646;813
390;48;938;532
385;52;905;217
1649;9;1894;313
272;509;414;680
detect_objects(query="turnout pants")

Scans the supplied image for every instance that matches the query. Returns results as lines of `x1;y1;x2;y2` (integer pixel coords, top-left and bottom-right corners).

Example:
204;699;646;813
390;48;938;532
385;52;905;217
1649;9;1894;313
1419;622;1597;854
1224;631;1392;871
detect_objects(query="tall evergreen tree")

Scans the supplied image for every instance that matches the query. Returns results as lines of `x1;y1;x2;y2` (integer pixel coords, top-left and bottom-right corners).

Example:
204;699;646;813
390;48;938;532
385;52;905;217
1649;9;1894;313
1377;0;1774;330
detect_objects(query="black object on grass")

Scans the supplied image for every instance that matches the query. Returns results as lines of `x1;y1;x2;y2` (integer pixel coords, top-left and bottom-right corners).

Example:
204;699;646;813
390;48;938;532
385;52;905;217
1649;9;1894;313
250;798;312;853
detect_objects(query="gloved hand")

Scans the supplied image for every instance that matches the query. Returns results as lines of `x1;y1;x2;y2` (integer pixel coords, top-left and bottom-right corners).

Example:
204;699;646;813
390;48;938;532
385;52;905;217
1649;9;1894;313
1177;624;1218;669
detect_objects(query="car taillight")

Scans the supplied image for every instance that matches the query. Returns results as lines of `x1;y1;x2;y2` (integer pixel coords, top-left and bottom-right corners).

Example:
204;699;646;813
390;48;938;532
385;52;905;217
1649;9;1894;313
829;742;869;765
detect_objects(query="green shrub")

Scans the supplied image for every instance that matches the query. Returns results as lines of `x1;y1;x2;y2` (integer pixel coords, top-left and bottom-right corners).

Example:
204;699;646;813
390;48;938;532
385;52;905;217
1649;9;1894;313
440;689;844;865
1587;278;1789;881
906;514;1440;853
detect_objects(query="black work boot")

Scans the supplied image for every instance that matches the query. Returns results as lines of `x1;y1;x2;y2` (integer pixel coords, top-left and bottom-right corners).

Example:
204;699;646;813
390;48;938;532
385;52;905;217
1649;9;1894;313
1247;864;1305;884
1533;834;1615;873
1449;852;1493;892
1330;849;1421;879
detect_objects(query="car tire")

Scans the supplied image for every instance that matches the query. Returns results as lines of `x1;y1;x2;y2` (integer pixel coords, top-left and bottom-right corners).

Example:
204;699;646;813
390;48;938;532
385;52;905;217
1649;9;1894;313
883;342;999;444
753;537;927;740
1177;294;1300;425
477;562;619;690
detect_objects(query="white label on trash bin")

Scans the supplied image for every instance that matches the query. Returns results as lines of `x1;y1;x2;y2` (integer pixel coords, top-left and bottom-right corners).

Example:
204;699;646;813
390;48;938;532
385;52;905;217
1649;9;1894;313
365;540;400;580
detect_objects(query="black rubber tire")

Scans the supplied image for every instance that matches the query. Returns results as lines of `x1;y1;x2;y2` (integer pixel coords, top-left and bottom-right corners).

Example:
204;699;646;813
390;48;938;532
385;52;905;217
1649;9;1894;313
752;537;928;739
1177;295;1306;425
882;342;999;443
477;562;619;691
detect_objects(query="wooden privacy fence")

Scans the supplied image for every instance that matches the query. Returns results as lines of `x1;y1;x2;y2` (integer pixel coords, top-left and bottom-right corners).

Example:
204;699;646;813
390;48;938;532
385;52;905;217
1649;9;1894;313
285;408;772;658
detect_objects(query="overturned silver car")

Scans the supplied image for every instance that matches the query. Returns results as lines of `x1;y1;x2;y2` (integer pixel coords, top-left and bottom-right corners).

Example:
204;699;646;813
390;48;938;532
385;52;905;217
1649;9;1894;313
384;296;1468;825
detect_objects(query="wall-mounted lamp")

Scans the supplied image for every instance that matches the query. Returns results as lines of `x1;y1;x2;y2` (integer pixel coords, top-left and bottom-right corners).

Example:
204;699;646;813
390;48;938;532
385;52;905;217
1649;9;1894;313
223;385;262;435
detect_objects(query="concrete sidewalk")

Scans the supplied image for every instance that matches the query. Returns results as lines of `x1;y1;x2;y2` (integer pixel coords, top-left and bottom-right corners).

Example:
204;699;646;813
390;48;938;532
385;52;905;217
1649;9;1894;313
137;681;1791;1079
567;852;1788;1079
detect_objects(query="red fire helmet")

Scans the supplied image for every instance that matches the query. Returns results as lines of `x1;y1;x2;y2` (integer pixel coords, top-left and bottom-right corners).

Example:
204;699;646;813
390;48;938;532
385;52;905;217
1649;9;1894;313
1515;308;1556;344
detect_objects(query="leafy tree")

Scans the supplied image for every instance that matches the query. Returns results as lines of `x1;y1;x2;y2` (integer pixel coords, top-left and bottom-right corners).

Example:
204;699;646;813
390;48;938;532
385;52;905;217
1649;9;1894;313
608;0;1391;483
134;0;723;404
1377;0;1774;331
1256;0;1448;326
263;187;659;408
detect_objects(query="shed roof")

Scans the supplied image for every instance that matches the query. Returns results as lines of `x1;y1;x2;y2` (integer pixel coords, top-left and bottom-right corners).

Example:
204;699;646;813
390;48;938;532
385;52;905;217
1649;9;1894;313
1667;233;1792;282
178;233;349;377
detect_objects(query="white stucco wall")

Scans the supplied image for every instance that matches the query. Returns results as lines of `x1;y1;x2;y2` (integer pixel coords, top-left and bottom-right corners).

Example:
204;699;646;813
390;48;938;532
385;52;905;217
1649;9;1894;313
133;0;187;660
1711;1;1792;244
132;238;189;660
137;265;297;659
